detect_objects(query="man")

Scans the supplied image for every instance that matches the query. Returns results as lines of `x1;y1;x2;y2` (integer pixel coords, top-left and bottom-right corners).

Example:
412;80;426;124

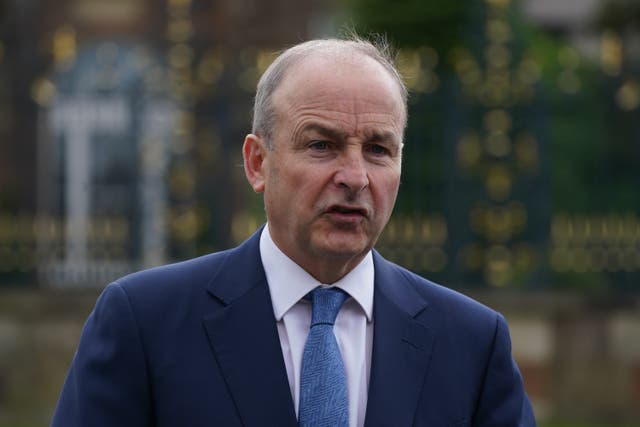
52;37;536;426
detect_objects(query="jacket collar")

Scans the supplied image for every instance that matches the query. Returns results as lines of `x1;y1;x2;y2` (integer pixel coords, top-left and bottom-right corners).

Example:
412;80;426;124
203;227;298;427
364;251;435;426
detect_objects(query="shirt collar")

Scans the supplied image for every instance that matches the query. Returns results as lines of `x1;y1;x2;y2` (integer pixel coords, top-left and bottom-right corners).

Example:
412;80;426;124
260;224;374;322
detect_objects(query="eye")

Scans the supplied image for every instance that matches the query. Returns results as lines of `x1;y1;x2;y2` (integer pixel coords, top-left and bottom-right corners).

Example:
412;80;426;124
366;144;391;156
309;140;330;151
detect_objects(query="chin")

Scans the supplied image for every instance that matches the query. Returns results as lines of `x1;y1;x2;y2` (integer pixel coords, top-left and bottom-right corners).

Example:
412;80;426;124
315;239;371;260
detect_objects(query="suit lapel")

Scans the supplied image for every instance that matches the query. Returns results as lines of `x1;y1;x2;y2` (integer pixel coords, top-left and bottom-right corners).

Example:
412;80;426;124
202;229;298;427
364;252;435;427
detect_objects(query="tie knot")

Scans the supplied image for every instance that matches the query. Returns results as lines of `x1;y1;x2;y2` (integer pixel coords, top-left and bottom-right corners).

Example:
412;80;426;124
310;287;348;326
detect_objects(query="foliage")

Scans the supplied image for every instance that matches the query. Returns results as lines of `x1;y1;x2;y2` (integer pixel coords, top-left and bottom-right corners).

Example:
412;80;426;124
341;0;470;54
343;0;640;289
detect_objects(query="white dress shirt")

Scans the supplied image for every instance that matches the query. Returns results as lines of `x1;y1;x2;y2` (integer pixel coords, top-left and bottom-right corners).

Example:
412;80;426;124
260;225;374;427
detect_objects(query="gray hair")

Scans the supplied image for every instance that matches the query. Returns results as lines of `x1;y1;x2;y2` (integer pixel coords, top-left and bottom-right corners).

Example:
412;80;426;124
251;36;408;148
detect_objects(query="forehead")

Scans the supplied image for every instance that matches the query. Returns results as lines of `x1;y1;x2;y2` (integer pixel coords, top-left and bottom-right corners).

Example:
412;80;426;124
271;53;406;128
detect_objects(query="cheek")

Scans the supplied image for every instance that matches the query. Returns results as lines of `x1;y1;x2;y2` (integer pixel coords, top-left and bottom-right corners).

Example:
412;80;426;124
271;169;314;210
289;168;326;195
376;173;401;202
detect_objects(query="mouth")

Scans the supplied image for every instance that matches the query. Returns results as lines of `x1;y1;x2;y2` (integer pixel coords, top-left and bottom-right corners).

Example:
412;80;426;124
325;204;368;221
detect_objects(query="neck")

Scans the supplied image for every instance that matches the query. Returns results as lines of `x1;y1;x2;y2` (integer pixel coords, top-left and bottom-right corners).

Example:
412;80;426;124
299;254;367;284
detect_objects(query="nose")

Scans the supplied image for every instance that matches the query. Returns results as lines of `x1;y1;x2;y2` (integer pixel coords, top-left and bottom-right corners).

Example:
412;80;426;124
334;149;369;195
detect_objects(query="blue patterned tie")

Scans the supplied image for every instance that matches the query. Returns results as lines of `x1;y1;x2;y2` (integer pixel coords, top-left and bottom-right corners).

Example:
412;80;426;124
299;287;349;427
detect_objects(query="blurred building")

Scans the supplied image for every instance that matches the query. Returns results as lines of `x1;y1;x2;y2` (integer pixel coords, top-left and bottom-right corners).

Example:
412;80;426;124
0;0;337;287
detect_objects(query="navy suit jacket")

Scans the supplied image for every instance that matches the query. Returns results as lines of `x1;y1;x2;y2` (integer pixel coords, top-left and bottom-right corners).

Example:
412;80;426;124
52;228;536;426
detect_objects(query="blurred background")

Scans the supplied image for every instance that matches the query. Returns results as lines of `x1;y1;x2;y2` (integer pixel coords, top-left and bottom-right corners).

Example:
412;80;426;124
0;0;639;425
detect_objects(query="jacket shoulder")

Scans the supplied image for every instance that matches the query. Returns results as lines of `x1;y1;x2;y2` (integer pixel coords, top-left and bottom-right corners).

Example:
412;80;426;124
117;249;230;292
375;254;501;329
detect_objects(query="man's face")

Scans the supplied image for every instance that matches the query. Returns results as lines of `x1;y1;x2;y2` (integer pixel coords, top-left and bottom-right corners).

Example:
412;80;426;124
245;54;405;282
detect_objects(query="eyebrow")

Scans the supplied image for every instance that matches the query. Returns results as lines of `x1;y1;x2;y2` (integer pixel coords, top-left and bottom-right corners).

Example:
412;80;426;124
362;129;401;145
299;123;347;141
300;123;400;146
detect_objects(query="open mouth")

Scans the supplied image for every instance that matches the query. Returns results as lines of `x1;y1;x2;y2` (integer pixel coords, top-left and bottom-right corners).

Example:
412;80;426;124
326;205;367;217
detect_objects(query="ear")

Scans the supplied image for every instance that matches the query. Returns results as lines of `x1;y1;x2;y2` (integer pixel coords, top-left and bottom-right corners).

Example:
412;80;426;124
243;133;267;193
